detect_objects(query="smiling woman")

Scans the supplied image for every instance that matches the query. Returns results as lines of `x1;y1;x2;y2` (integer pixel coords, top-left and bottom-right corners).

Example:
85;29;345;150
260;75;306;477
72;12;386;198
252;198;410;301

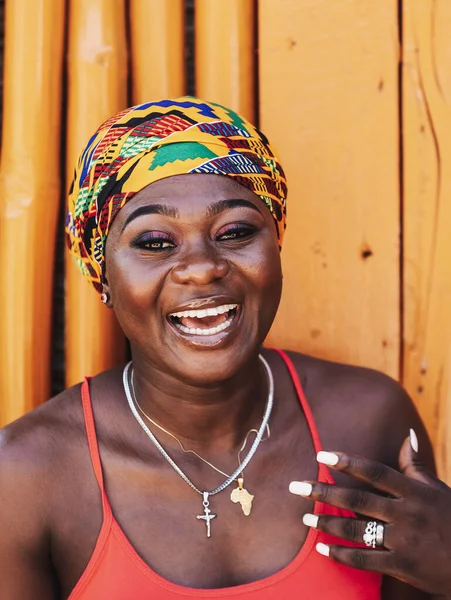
103;173;282;383
1;97;451;600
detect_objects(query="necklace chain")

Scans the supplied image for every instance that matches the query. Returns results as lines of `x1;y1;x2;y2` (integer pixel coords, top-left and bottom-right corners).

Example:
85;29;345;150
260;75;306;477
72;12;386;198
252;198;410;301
122;354;274;498
131;374;270;480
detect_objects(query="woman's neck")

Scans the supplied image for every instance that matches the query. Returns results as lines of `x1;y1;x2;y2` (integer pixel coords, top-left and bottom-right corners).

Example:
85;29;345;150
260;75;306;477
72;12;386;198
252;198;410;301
129;353;268;455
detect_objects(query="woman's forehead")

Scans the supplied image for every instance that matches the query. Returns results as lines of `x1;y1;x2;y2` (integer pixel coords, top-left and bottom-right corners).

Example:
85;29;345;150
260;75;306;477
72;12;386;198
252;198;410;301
117;174;263;217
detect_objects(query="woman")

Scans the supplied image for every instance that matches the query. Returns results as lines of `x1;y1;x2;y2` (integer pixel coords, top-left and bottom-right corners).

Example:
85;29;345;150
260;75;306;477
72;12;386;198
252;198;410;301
0;97;450;599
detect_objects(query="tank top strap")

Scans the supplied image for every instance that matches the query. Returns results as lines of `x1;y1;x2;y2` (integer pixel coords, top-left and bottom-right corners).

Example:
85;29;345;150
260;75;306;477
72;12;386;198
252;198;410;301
273;349;334;484
81;379;113;515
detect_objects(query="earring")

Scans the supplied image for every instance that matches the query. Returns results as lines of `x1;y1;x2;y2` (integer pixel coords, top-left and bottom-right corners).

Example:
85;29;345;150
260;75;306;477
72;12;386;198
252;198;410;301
100;292;109;304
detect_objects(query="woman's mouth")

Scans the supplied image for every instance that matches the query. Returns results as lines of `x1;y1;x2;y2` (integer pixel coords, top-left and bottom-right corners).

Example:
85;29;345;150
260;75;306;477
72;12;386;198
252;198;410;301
168;304;238;337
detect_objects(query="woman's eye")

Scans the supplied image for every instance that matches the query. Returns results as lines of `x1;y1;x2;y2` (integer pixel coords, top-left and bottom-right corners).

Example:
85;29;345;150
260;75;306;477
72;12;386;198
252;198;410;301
216;225;256;241
132;234;176;252
143;240;175;250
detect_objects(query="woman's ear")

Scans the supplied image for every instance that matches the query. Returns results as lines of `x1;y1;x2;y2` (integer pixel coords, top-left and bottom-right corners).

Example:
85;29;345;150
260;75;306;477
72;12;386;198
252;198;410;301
100;285;113;308
100;262;113;307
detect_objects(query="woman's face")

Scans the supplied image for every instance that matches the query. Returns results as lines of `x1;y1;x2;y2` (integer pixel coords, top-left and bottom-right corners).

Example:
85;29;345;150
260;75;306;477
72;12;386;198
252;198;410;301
105;173;282;383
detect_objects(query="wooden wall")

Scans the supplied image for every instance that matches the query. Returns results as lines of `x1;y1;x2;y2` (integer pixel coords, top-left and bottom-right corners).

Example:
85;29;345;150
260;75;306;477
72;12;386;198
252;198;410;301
0;0;450;479
402;1;451;478
0;0;65;423
261;0;400;379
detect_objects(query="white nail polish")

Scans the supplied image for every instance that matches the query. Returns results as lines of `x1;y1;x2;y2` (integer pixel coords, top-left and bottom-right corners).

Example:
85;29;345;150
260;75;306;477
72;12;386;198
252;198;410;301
410;428;419;453
316;542;330;557
317;451;339;466
303;513;319;528
289;481;313;496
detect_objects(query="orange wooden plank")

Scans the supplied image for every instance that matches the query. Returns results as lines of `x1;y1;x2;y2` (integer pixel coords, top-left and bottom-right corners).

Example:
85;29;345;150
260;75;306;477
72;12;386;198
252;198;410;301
0;0;65;424
402;0;451;480
195;0;255;122
130;0;185;104
65;0;127;387
259;0;400;378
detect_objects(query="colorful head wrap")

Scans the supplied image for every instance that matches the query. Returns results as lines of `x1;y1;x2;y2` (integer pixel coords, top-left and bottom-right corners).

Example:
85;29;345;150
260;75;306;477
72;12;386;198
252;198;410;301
66;96;287;292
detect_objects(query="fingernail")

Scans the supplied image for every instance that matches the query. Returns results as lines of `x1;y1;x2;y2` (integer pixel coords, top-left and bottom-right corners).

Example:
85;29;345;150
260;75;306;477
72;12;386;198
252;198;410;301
303;513;319;528
410;428;419;453
317;451;339;466
289;481;313;496
316;542;330;557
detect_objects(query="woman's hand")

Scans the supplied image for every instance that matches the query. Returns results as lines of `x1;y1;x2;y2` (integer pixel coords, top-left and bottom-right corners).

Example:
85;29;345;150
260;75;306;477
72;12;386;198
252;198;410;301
289;431;451;597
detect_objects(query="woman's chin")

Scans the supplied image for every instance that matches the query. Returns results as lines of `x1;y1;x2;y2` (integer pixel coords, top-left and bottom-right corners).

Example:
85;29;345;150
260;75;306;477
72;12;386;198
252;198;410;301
161;324;262;384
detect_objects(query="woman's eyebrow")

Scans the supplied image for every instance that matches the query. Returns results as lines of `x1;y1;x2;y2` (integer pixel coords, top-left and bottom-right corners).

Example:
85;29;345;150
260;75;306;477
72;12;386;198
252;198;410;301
121;204;179;233
121;198;261;234
207;198;262;216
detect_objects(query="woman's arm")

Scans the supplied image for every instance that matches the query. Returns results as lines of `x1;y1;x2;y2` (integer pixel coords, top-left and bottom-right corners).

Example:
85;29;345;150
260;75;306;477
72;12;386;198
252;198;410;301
0;431;59;598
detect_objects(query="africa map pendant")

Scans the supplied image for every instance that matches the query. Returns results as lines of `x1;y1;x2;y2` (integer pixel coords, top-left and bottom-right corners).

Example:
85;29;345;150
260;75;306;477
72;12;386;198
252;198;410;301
230;477;254;516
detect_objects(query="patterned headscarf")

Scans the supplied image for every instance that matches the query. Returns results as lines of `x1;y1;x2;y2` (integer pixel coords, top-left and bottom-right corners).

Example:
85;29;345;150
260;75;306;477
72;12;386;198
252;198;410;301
66;97;287;292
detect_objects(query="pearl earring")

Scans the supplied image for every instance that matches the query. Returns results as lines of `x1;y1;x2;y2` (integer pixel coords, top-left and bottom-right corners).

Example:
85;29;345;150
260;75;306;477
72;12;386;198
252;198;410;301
100;292;109;304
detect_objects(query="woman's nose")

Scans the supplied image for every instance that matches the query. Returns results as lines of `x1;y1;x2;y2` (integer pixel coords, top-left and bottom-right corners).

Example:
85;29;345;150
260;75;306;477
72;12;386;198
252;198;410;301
170;247;230;285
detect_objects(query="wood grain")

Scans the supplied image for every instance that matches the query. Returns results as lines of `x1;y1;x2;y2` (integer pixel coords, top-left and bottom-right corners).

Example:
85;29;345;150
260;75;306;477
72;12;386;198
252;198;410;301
130;0;185;103
195;0;255;122
0;0;65;423
65;0;127;387
259;0;400;378
402;0;451;480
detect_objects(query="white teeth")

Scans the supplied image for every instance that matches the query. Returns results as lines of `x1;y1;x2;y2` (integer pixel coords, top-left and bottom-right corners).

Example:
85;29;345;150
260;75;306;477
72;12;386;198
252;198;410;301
176;313;235;336
170;303;237;319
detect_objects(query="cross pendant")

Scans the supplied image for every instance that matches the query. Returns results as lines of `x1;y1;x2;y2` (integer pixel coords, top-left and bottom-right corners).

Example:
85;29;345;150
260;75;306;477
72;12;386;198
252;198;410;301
197;492;216;538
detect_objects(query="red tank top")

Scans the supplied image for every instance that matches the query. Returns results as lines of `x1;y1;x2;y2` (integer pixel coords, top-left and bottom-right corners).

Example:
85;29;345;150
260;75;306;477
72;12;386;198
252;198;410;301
68;350;382;599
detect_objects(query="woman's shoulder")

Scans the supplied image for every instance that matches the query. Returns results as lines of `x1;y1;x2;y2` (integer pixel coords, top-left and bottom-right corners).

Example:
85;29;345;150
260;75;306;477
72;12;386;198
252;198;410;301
278;349;434;472
0;365;122;453
0;384;83;479
0;384;86;553
278;348;410;414
294;348;407;395
0;367;122;526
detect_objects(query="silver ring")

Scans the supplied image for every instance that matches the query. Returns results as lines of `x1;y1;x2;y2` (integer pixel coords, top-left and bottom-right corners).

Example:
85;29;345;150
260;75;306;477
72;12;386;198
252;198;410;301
376;524;385;547
363;521;385;548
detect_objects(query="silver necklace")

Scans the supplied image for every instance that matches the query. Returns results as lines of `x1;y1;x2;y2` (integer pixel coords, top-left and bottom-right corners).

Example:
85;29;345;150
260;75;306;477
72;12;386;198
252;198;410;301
122;354;274;538
131;376;270;517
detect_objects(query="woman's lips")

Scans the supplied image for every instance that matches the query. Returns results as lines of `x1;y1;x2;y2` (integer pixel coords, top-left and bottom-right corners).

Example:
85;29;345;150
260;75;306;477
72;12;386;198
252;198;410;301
167;304;240;342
